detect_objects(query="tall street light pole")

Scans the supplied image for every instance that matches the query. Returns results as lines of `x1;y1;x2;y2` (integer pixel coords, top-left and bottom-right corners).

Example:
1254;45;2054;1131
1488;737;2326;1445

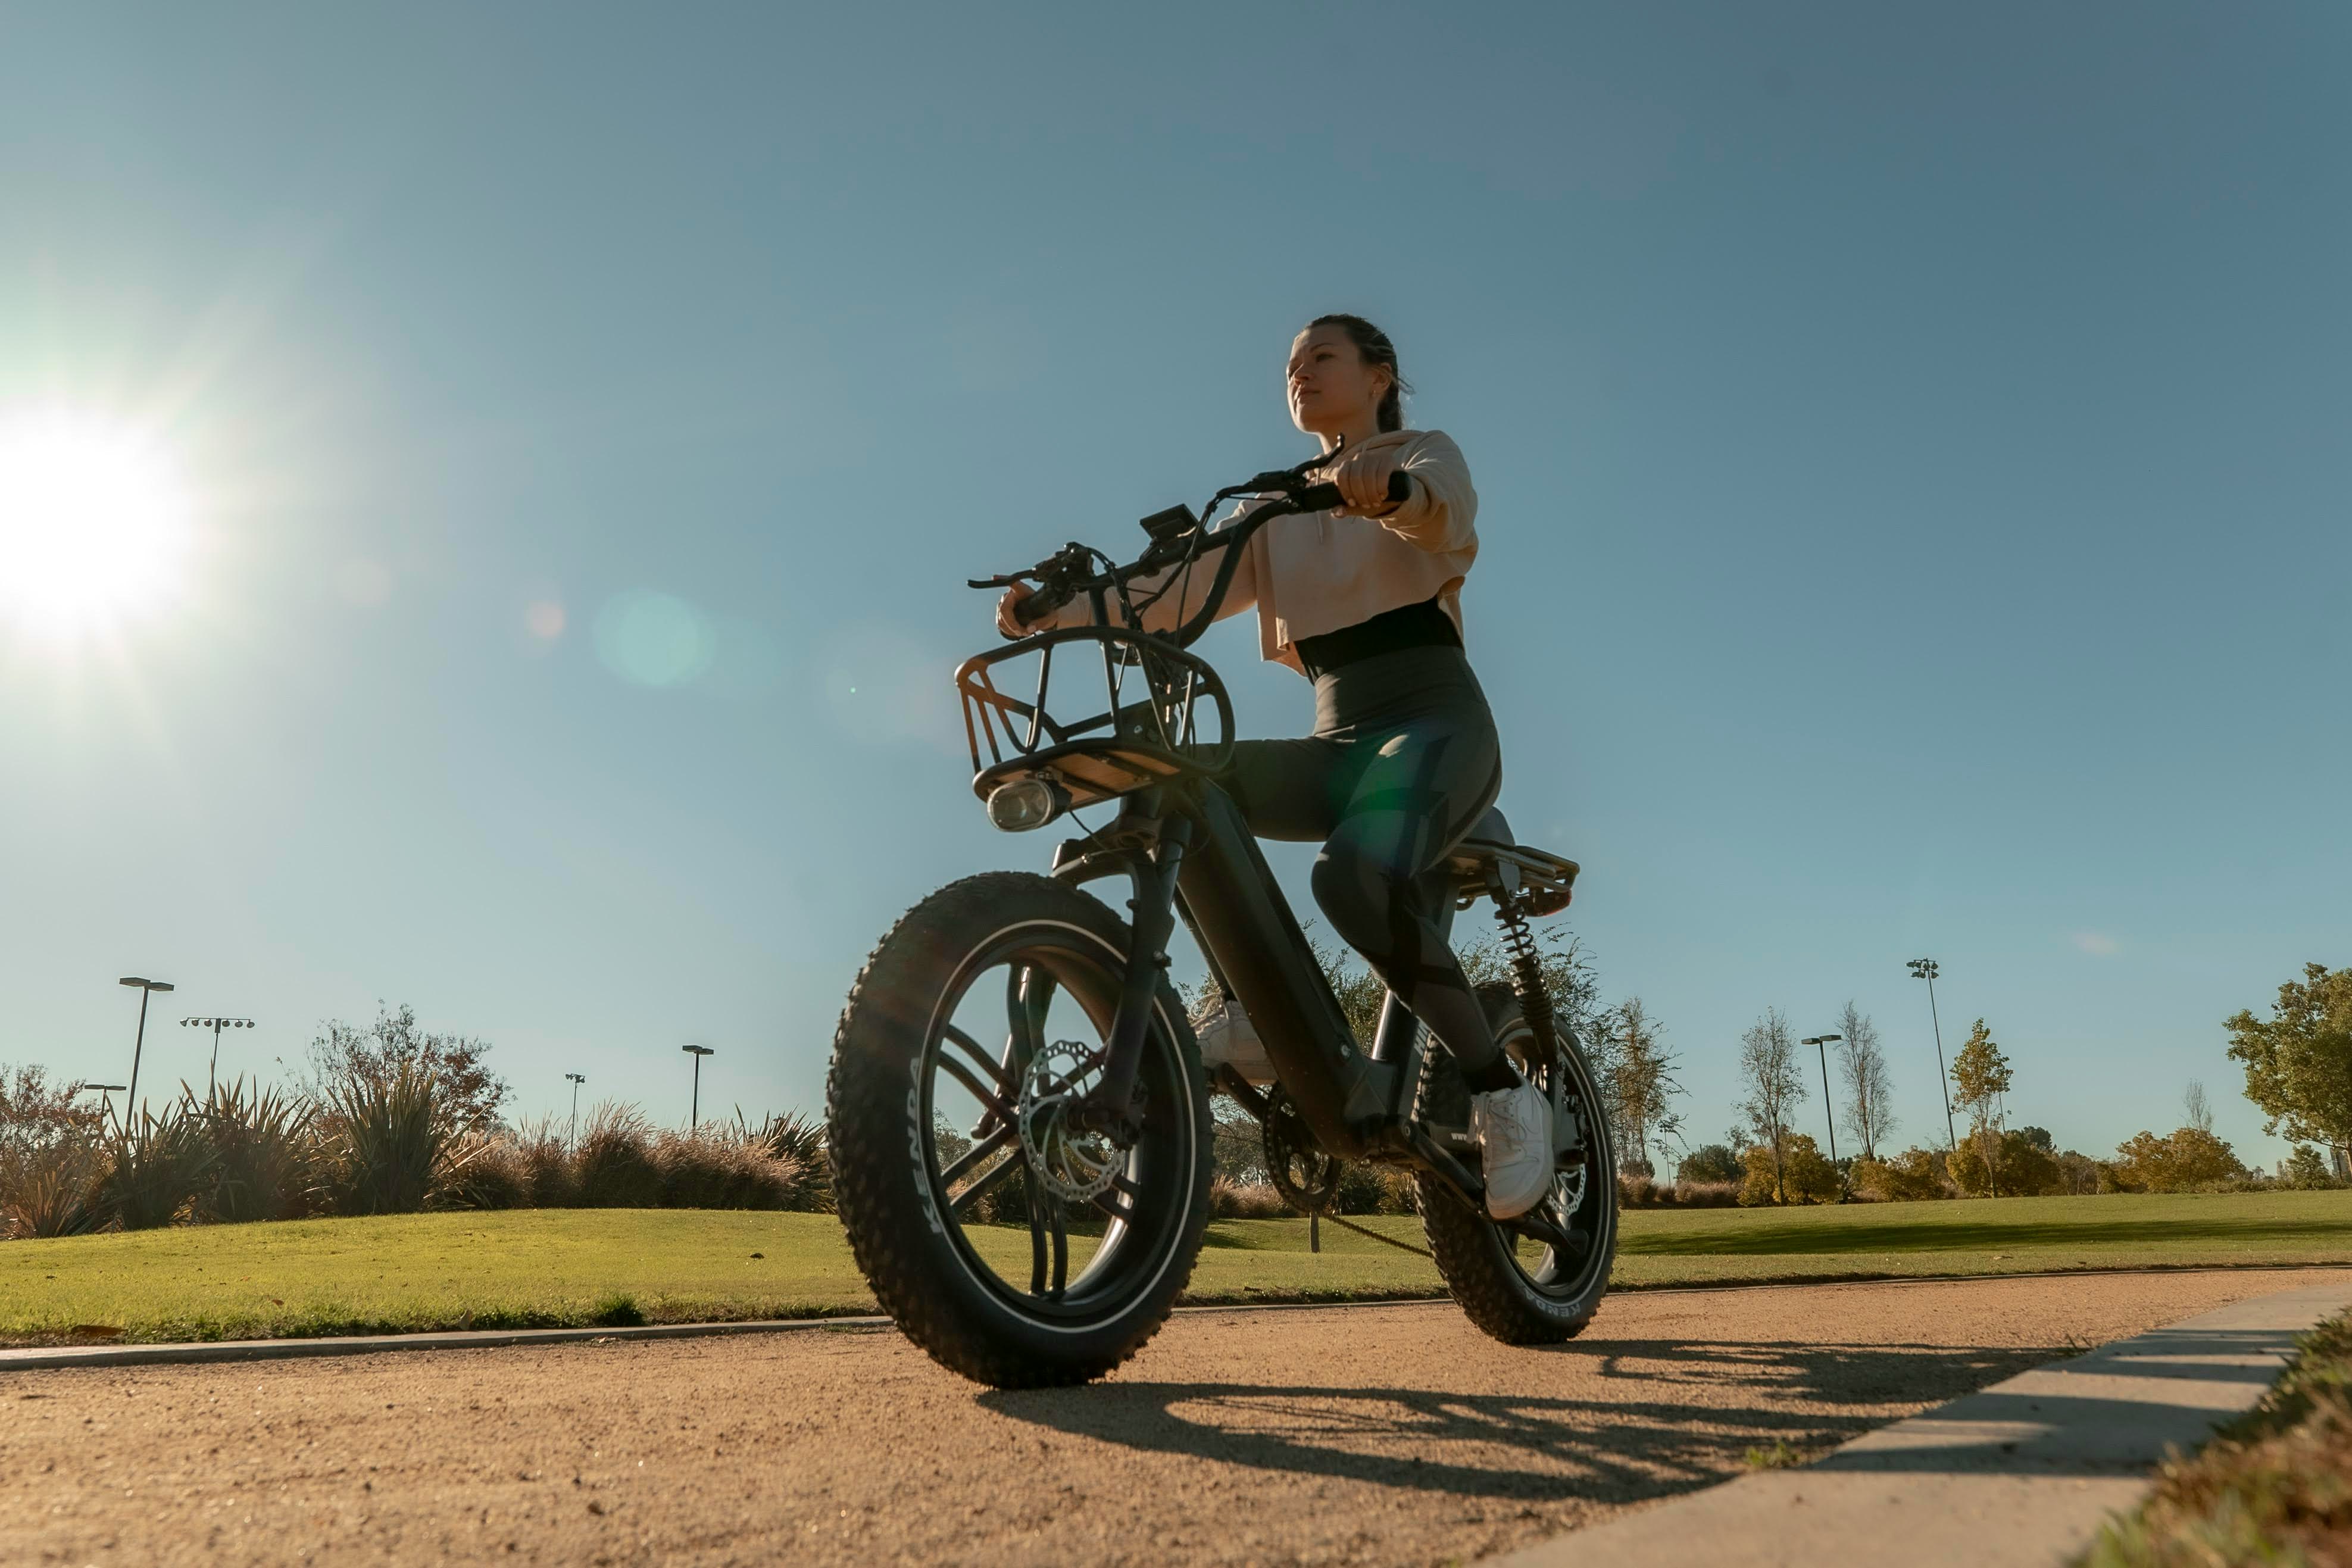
1909;958;1957;1150
564;1073;587;1148
1802;1033;1844;1198
117;977;175;1119
81;1083;127;1130
180;1016;254;1099
682;1045;714;1129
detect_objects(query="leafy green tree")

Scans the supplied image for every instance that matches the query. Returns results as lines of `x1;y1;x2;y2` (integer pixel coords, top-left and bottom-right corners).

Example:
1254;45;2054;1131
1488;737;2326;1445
1853;1146;1951;1202
1948;1019;2013;1197
1736;1010;1805;1203
304;1003;511;1132
1739;1133;1837;1205
1951;1128;2061;1197
2281;1145;2341;1189
2111;1127;2247;1192
2226;963;2352;1172
1675;1144;1741;1185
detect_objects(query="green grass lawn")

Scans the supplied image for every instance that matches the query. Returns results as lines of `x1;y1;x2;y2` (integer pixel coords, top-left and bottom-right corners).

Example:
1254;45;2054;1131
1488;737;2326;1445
4;1191;2348;1346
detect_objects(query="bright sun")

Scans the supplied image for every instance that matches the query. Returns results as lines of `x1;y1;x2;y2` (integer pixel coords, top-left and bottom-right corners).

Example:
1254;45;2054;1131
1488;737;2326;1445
0;408;193;640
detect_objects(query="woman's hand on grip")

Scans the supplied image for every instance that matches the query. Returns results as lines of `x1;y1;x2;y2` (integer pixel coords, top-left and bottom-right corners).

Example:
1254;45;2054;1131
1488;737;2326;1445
996;582;1039;639
1325;445;1410;517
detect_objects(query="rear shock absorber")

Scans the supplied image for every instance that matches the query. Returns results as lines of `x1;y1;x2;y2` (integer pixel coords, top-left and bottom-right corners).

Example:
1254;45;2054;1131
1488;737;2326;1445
1487;870;1560;1072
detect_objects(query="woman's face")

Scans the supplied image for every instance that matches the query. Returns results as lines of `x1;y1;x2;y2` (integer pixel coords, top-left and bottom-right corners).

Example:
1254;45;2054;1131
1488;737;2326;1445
1286;325;1390;436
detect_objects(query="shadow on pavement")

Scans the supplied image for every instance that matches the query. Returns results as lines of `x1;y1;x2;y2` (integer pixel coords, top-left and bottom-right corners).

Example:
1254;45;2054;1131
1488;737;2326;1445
979;1338;2072;1503
1618;1215;2350;1257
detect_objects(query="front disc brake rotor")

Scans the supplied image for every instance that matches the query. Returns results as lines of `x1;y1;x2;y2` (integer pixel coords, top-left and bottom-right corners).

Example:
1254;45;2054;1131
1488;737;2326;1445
1018;1039;1126;1203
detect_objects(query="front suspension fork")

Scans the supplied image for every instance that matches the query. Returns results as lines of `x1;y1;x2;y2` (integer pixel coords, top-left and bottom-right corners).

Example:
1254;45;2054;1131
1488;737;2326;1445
1076;813;1191;1139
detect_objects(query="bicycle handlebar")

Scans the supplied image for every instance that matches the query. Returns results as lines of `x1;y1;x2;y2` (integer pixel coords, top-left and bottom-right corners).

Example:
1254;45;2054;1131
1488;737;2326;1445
990;467;1414;638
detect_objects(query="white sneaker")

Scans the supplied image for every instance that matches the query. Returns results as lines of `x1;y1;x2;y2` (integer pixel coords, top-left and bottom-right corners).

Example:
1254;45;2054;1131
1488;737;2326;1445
1471;1079;1555;1220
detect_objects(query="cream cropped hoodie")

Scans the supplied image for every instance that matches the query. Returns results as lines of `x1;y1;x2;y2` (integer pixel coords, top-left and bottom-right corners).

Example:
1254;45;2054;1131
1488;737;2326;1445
1039;428;1479;675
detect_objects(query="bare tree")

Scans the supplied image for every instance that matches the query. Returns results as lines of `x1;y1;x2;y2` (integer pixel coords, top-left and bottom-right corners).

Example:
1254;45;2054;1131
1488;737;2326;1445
1601;998;1685;1176
2184;1080;2213;1135
1736;1008;1806;1204
1834;1001;1897;1161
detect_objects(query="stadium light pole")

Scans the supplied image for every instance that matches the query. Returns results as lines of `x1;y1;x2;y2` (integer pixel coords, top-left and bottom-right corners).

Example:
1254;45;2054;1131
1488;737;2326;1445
117;977;175;1119
1801;1034;1844;1198
180;1016;254;1099
682;1045;714;1129
1909;958;1958;1150
564;1073;587;1148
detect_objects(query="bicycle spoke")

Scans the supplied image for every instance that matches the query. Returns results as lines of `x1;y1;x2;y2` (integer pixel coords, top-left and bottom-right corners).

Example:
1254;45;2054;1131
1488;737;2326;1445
941;1025;1015;1094
1091;1173;1141;1228
936;1052;1015;1126
936;1123;1011;1194
1047;1197;1069;1298
1026;1169;1049;1295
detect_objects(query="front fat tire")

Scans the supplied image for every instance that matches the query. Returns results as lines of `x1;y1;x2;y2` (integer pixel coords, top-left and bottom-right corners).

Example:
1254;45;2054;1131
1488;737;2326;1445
826;871;1213;1388
1417;985;1619;1347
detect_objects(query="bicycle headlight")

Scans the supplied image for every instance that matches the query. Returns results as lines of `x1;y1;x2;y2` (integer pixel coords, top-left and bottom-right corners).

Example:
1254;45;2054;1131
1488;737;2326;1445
985;776;1070;833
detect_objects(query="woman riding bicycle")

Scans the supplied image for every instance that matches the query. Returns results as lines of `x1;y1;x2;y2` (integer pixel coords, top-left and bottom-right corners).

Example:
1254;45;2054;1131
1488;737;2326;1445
995;314;1554;1220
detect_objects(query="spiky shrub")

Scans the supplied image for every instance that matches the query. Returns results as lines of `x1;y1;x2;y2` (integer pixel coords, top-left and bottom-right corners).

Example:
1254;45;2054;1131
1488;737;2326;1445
654;1126;801;1210
572;1102;663;1208
101;1099;220;1230
748;1109;832;1213
0;1064;111;1238
3;1140;111;1238
1333;1161;1418;1215
198;1079;318;1223
317;1060;460;1215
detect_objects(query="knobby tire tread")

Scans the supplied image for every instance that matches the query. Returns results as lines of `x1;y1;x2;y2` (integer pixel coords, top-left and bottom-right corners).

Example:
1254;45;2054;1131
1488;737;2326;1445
826;871;1211;1388
1416;985;1617;1347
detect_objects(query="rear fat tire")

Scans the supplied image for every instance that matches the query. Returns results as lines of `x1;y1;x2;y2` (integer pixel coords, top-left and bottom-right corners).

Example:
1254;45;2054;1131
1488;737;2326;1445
1416;984;1619;1346
826;871;1214;1388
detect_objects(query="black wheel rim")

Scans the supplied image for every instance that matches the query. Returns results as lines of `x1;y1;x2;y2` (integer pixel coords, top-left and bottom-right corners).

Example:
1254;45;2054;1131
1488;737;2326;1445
919;919;1200;1328
1501;1028;1615;1302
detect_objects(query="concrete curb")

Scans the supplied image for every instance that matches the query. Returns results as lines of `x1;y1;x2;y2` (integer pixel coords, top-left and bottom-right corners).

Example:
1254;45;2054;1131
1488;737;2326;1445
3;1264;2339;1375
0;1313;897;1372
1491;1276;2352;1568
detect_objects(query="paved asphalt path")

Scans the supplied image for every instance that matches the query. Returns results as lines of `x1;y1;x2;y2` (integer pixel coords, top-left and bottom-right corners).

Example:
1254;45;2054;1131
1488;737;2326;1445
4;1269;2338;1567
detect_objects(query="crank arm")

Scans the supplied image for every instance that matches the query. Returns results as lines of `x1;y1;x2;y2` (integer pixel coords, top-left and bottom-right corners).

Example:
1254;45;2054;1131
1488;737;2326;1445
1406;1123;1487;1215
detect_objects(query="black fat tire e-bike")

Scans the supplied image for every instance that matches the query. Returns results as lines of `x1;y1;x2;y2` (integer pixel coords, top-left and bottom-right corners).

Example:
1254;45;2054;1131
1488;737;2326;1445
825;457;1617;1388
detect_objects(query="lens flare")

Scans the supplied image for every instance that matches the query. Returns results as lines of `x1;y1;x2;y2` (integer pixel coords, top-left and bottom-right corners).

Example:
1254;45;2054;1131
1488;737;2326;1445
0;409;192;640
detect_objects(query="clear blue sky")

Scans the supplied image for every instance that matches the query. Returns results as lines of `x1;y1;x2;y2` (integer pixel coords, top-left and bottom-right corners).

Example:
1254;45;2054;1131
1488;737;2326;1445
3;2;2345;1167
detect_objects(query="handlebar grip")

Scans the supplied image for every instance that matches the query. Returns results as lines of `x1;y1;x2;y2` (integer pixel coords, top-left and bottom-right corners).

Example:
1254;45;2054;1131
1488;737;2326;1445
1013;585;1069;626
1295;470;1414;513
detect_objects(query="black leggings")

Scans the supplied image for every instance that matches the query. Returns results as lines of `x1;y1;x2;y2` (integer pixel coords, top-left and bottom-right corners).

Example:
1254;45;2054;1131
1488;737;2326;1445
1221;645;1511;1083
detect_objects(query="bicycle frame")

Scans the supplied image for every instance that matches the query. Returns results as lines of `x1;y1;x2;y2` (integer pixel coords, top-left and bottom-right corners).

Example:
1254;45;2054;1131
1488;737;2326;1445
1047;778;1495;1212
958;457;1576;1233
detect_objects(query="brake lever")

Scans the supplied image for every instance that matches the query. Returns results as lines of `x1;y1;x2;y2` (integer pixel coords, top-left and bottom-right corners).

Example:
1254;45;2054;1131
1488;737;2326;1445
969;542;1094;592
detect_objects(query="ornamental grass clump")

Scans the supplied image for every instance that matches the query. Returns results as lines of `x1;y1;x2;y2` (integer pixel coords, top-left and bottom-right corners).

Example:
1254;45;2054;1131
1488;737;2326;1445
1208;1176;1286;1219
746;1109;832;1213
446;1130;530;1211
572;1102;663;1208
653;1126;799;1210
